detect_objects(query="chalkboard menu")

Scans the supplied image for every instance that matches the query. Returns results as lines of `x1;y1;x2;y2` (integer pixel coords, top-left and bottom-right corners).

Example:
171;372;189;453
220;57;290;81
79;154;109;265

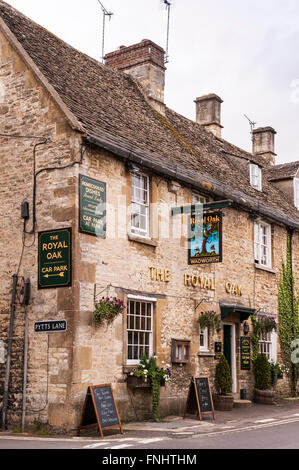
184;376;215;421
79;384;123;439
79;174;106;238
195;377;213;413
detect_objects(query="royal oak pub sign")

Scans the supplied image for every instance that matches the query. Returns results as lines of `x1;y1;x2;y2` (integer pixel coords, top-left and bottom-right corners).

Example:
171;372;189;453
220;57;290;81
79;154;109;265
38;228;72;289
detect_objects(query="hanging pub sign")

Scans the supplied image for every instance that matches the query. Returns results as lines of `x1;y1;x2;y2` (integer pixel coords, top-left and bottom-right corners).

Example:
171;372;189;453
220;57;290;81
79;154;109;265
79;174;106;238
240;336;251;370
38;228;72;289
188;211;222;265
214;342;222;360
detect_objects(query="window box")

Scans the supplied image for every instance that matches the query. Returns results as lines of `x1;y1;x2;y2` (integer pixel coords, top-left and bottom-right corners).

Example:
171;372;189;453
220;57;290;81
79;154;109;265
126;375;151;389
171;339;190;364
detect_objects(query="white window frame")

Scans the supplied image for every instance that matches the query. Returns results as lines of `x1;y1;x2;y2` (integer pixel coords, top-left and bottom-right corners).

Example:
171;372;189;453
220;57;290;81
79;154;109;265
294;178;299;210
131;171;150;238
250;164;262;191
254;221;272;268
199;327;209;352
259;331;277;363
126;298;154;365
192;193;207;205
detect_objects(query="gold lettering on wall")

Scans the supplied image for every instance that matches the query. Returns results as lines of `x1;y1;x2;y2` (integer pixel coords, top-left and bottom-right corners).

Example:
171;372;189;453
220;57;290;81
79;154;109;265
225;282;242;296
149;267;170;283
184;274;215;291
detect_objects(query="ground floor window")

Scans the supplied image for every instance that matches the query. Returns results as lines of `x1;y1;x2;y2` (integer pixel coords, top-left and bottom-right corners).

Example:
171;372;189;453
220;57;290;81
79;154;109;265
199;327;209;352
127;299;153;364
259;331;277;362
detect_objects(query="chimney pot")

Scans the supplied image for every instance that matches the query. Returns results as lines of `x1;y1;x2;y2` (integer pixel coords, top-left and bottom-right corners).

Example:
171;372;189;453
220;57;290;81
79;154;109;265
194;94;223;138
252;127;276;166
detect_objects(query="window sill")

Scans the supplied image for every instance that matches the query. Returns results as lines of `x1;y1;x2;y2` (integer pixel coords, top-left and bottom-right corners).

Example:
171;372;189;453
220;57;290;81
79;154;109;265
128;233;157;247
198;351;214;357
123;365;139;374
254;263;276;275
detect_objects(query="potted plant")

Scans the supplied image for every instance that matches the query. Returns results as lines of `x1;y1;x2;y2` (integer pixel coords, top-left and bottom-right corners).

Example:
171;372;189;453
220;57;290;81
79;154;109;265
93;297;125;326
253;353;275;404
197;311;221;334
213;355;234;411
270;361;285;387
127;354;171;422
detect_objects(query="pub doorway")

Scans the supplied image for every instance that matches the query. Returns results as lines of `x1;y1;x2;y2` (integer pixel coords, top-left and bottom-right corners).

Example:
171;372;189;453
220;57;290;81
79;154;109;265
223;323;237;394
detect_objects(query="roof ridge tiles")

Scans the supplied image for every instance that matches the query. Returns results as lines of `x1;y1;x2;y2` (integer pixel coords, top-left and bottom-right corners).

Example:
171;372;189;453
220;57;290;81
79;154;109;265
0;0;298;226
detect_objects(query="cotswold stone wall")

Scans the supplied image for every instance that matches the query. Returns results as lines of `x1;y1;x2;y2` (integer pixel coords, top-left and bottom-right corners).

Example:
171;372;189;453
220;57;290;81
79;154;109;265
0;30;81;430
0;28;298;432
72;145;293;424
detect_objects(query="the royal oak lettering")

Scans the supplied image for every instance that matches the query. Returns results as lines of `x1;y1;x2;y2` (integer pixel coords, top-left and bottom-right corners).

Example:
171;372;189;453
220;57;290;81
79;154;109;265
38;228;72;289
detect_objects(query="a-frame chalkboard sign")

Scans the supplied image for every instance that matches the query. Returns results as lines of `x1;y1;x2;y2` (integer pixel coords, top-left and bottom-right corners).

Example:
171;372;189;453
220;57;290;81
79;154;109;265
79;384;123;439
184;376;215;421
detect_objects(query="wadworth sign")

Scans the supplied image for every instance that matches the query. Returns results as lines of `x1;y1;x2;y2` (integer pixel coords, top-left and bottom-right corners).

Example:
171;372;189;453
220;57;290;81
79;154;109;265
38;228;72;289
188;212;222;265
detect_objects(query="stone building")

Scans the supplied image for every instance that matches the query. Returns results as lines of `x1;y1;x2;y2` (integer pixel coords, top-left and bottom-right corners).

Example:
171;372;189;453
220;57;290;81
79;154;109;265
0;1;299;432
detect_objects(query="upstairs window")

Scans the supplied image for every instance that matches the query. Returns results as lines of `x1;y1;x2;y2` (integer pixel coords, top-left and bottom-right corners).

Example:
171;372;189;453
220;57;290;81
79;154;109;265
254;221;272;268
250;164;262;191
192;193;207;205
294;178;299;210
131;171;150;238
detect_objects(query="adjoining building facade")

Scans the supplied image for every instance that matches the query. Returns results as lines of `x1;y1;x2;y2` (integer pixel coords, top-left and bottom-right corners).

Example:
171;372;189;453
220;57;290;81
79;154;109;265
0;1;299;431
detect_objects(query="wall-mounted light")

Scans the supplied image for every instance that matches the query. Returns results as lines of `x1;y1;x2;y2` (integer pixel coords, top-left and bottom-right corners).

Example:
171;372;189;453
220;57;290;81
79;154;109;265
243;321;249;336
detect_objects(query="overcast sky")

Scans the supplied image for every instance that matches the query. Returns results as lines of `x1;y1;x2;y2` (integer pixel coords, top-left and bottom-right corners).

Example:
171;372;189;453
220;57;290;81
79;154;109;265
5;0;299;163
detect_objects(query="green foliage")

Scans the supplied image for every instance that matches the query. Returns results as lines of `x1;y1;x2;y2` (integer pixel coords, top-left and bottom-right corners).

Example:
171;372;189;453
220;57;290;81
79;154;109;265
253;353;272;390
278;235;299;396
214;355;232;395
130;354;171;422
270;361;285;387
197;311;221;333
93;297;125;325
251;315;259;362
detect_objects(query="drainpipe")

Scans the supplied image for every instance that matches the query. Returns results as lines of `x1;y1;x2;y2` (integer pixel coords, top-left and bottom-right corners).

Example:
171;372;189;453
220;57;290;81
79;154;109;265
21;307;29;433
1;274;18;431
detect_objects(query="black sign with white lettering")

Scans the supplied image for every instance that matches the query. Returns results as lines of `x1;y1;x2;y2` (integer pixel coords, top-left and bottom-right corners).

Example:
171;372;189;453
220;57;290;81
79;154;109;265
195;377;213;413
34;321;67;333
184;376;215;421
79;384;123;439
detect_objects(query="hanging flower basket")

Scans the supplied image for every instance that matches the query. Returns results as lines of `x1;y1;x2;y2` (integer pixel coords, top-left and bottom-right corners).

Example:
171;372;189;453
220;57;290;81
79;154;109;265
197;311;221;333
256;314;277;335
93;297;125;326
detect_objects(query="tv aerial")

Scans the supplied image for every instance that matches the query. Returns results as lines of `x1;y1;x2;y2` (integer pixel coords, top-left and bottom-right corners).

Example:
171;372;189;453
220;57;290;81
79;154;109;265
244;114;257;142
162;0;173;64
97;0;113;62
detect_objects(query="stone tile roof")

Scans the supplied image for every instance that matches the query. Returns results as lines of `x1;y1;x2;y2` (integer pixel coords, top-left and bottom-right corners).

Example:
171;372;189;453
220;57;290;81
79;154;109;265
0;0;299;226
264;161;299;181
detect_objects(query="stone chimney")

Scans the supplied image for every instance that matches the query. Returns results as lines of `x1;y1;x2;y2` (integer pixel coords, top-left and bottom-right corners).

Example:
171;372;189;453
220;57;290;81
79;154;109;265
252;127;276;166
194;94;223;138
104;39;166;114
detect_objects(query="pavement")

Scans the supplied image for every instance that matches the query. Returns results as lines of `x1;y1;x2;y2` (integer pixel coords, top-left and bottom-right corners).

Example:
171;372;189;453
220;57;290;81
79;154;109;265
1;397;299;443
120;398;299;439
